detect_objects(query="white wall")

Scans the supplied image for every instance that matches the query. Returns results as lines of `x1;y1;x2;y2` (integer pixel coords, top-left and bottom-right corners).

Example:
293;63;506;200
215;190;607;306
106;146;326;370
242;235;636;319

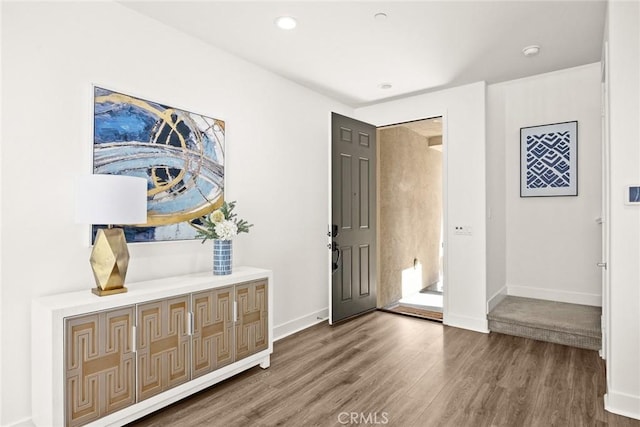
604;0;640;419
355;82;488;332
488;64;603;306
486;83;507;311
1;2;352;425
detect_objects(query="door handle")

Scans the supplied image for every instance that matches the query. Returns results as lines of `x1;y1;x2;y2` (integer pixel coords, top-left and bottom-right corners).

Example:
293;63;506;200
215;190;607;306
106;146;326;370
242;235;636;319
327;224;339;238
331;241;341;274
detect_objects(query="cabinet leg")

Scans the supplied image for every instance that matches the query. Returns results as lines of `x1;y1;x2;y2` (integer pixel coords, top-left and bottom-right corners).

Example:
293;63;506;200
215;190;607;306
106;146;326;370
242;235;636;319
259;357;270;369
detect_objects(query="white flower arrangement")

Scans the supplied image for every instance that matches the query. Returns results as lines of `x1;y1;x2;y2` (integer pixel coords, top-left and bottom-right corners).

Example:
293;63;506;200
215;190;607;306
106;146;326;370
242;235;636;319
190;201;252;243
214;220;238;241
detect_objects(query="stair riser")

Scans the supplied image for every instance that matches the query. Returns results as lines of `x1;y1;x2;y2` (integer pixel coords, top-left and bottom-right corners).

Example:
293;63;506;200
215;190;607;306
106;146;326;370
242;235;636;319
489;320;601;351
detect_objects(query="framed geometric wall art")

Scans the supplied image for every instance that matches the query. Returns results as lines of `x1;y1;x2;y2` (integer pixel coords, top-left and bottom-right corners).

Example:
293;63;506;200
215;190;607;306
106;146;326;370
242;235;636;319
93;86;225;242
520;121;578;197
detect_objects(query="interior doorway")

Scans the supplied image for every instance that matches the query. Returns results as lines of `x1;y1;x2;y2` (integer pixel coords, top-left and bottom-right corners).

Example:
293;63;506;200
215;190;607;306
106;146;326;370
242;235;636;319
376;117;444;322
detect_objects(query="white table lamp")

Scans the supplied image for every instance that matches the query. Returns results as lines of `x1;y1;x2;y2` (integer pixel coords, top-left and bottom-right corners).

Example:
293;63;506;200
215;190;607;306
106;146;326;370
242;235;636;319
76;174;148;296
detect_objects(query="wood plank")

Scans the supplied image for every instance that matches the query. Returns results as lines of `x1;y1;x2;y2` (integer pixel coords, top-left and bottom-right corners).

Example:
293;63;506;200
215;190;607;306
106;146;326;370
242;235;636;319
128;311;639;427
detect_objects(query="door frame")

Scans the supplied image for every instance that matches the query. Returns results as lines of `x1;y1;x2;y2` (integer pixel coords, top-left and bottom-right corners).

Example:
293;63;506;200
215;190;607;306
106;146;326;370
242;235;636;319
600;41;611;363
328;111;449;325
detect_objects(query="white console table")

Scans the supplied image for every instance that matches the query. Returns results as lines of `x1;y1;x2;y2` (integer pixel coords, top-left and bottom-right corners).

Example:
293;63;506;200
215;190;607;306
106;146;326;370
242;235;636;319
32;266;273;427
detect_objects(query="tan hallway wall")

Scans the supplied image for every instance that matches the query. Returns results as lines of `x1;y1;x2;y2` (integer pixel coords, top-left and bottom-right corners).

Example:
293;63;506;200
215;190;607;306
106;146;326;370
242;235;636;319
378;126;442;308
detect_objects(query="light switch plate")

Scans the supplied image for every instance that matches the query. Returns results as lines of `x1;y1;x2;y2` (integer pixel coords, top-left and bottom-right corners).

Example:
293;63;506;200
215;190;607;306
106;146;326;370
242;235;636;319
454;225;473;235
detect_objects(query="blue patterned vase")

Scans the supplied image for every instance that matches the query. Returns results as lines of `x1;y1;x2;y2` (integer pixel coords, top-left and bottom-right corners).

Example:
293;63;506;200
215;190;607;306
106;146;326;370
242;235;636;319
213;240;232;275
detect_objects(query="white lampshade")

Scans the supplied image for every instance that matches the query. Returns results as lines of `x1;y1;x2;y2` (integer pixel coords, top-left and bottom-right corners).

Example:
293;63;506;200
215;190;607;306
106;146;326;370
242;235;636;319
76;174;148;225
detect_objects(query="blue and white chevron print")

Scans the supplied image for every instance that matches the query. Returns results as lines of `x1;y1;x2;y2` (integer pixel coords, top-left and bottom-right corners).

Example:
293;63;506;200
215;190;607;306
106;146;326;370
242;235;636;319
526;131;571;189
520;121;577;197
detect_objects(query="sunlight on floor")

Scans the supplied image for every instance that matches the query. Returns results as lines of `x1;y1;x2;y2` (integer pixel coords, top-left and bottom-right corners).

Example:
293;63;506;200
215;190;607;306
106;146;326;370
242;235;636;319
397;262;442;312
399;292;443;312
400;264;443;313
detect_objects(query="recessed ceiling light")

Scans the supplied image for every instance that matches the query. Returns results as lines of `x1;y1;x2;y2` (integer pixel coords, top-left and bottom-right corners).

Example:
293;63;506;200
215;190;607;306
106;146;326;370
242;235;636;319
374;12;388;21
522;45;540;57
379;82;393;90
275;16;297;30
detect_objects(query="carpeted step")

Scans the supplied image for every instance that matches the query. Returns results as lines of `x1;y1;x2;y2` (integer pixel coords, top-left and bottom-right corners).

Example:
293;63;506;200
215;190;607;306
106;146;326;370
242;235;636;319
487;296;601;350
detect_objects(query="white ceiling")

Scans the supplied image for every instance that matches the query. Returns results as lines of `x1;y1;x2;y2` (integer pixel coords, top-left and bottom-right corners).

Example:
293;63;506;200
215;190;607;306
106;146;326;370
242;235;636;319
122;1;607;107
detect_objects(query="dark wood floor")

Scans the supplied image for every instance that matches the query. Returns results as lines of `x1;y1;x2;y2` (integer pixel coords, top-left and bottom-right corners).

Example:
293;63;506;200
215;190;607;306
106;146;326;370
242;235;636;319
130;311;640;427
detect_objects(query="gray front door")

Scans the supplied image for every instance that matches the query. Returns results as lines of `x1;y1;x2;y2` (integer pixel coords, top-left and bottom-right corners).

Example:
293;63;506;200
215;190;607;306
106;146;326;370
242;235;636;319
331;113;377;323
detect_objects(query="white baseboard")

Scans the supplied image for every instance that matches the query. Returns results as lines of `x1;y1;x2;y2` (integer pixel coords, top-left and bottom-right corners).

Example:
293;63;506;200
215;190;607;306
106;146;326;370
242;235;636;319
274;308;329;341
605;390;640;420
5;416;33;427
487;286;507;313
507;285;601;307
444;312;489;333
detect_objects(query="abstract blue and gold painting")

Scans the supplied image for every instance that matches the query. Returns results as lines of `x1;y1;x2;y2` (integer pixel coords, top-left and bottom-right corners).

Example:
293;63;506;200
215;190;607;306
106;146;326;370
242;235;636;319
93;86;224;242
520;121;577;197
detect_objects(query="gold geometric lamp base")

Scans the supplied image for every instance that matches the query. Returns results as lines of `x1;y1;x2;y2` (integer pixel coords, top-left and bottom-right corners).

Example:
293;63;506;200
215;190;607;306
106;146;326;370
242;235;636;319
90;228;130;296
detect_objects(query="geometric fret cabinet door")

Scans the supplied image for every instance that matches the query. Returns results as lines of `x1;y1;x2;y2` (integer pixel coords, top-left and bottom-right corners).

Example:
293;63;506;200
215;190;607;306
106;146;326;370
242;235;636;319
137;295;191;401
192;287;234;379
65;307;135;427
235;280;268;361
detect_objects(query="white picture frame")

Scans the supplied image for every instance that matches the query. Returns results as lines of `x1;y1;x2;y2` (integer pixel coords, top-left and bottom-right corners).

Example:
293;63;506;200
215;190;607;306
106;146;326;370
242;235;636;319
625;185;640;205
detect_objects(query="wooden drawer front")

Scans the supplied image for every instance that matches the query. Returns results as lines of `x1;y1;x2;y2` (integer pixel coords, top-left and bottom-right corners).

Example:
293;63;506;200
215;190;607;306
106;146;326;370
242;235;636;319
192;287;234;378
235;280;268;360
65;307;135;427
137;295;191;401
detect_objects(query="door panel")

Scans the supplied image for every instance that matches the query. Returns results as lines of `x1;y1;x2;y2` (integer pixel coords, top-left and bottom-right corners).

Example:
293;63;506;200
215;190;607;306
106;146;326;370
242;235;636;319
235;280;268;360
341;154;353;230
331;112;377;323
65;307;135;427
341;246;353;301
191;287;234;378
359;245;370;296
359;158;370;227
137;295;191;401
